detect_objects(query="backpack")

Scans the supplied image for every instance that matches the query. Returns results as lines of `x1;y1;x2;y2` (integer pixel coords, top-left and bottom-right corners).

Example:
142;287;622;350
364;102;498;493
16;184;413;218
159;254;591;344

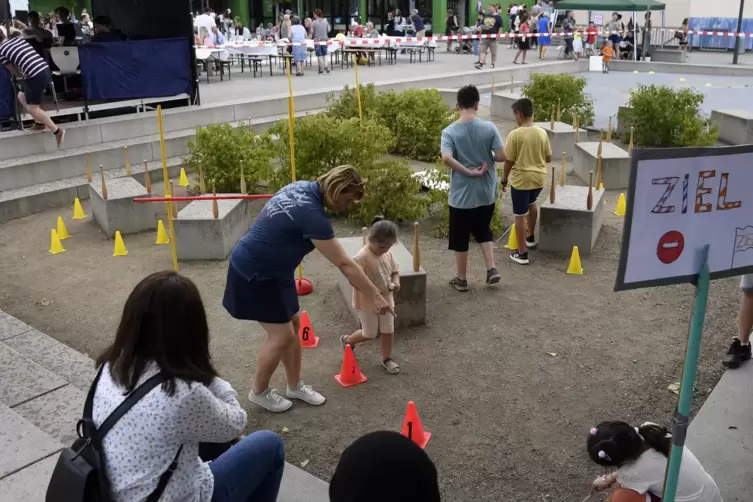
45;366;183;502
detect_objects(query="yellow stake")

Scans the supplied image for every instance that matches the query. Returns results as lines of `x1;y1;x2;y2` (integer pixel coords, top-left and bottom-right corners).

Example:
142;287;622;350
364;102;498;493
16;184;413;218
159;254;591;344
85;153;92;183
157;106;179;272
123;147;132;177
286;59;305;285
353;57;363;122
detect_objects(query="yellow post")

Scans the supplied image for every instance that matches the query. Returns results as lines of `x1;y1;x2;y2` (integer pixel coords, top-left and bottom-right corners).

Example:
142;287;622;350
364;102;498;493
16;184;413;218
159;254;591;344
143;160;152;193
286;59;304;284
491;75;496;95
353;57;363;122
412;222;421;272
628;126;634;155
362;226;367;246
123;146;132;177
85;153;92;183
606;117;613;142
99;166;108;200
157;105;179;273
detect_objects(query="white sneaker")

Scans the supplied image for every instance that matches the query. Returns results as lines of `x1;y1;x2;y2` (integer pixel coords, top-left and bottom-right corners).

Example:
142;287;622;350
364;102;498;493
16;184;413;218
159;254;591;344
249;388;292;413
286;381;326;406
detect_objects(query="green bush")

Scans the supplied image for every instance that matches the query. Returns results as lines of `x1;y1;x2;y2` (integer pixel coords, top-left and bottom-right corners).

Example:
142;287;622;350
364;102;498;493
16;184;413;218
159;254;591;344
421;167;503;238
265;114;393;191
621;85;718;147
521;74;595;126
347;159;430;225
184;123;273;193
327;85;454;162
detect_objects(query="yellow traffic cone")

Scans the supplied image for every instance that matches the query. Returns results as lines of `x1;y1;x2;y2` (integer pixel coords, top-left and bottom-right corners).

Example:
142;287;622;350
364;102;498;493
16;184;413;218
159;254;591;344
156;220;169;245
49;229;65;254
178;168;189;187
614;193;626;216
56;216;70;240
113;231;128;256
567;246;583;275
72;198;86;220
505;224;518;250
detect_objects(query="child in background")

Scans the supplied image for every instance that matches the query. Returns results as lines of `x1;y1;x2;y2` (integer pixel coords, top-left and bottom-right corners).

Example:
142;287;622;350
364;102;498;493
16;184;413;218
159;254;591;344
588;421;722;502
341;218;401;374
602;40;614;72
585;21;598;56
502;98;552;265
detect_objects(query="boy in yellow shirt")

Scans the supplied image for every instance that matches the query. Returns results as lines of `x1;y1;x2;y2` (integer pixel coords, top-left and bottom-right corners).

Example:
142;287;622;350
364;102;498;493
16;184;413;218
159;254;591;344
502;98;552;265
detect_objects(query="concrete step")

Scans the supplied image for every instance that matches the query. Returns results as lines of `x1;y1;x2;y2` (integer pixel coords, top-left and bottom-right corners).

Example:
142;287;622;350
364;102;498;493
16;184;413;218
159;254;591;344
0;109;320;222
0;310;330;501
0;91;331;162
0;156;183;223
0;109;310;192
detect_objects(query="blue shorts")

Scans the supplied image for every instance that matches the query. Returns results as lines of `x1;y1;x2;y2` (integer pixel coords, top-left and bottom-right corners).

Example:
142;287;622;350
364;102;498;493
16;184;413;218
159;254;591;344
510;187;543;216
223;264;299;324
315;44;328;57
22;70;50;106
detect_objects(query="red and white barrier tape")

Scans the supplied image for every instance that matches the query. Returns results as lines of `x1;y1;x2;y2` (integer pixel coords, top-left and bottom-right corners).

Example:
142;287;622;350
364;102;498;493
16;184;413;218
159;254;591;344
200;28;753;48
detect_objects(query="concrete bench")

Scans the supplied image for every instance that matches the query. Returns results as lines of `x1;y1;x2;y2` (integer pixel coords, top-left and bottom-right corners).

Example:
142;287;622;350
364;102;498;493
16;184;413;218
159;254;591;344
174;196;253;260
616;105;632;136
711;109;753;145
649;50;688;63
534;121;588;160
573;142;631;189
490;92;520;121
335;237;426;328
539;185;605;256
89;177;157;238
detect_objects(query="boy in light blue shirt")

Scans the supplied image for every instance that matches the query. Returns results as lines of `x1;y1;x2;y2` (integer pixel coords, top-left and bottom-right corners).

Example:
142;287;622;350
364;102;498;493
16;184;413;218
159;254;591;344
440;85;506;292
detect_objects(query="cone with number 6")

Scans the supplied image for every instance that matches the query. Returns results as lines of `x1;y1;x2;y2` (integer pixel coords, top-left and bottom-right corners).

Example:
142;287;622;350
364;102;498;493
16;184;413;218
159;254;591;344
335;345;367;387
298;311;319;348
401;401;431;448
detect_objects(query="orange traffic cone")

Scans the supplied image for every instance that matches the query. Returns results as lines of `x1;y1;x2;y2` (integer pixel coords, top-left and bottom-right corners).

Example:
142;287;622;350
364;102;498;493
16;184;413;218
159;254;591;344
334;345;368;387
401;401;431;448
298;311;319;348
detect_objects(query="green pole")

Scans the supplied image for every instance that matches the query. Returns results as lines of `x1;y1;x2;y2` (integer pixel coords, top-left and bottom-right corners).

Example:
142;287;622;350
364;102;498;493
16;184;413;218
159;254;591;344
662;245;710;502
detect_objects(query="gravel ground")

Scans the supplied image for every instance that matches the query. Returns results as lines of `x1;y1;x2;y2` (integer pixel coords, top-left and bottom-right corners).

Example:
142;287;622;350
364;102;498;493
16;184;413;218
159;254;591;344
0;114;741;501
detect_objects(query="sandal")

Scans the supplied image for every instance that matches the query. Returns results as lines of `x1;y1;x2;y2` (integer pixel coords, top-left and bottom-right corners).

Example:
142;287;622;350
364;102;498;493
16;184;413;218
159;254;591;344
382;358;400;374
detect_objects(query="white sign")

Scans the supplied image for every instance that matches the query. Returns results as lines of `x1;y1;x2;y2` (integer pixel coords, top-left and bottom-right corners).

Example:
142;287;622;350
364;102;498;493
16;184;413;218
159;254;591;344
615;145;753;291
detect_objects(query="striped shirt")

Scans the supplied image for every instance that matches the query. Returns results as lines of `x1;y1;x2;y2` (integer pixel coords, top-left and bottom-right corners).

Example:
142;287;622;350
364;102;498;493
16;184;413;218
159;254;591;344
0;37;49;79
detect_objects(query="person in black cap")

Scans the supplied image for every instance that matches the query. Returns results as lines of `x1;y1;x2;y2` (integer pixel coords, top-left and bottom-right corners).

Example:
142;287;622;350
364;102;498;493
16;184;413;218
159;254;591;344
330;431;441;502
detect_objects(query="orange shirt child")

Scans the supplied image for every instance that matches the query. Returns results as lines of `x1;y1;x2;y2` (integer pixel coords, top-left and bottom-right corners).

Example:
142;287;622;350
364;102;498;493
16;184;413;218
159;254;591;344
602;46;614;62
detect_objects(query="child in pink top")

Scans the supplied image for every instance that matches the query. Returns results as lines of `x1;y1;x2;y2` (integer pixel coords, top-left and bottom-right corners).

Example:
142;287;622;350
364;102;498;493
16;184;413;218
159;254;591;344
340;218;401;374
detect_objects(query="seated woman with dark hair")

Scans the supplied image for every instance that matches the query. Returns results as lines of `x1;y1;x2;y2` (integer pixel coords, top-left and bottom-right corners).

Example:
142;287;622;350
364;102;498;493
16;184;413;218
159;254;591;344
93;271;284;502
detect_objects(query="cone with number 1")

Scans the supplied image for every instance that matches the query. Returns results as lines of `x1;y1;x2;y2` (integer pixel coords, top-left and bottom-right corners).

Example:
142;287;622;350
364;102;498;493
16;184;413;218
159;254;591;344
401;401;431;448
335;345;367;387
298;311;319;348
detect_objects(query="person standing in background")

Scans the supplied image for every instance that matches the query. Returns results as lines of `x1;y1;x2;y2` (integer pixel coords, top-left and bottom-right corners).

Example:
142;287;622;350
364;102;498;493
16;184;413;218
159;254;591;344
411;9;425;37
311;9;330;74
723;275;753;368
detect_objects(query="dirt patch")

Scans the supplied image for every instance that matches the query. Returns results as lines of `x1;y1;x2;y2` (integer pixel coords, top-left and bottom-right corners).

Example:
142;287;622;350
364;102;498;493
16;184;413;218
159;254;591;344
0;123;739;501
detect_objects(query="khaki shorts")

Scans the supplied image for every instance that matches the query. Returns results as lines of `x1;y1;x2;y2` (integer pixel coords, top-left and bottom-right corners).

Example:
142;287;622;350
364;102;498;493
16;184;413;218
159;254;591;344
357;310;395;338
742;274;753;293
481;38;498;56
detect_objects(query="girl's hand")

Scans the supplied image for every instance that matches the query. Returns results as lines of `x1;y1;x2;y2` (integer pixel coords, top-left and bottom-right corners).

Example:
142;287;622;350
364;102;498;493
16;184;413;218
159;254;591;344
391;282;400;291
373;293;395;316
591;476;612;492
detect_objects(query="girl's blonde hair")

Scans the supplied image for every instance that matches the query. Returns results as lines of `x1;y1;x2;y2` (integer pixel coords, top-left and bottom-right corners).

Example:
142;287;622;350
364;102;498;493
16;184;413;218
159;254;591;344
317;165;364;209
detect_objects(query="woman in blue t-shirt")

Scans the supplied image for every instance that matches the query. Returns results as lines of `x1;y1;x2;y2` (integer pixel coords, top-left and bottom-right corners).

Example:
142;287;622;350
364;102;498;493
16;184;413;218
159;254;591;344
223;166;392;413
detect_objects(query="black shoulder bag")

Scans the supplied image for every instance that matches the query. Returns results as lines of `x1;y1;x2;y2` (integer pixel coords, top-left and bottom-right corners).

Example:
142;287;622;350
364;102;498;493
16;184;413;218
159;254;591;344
45;366;183;502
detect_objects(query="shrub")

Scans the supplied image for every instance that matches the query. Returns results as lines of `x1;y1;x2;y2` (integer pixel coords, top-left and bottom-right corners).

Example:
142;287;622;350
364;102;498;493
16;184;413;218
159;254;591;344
265;113;393;191
421;167;504;238
347;159;430;225
327;85;454;162
184;123;273;193
621;85;718;147
521;74;595;126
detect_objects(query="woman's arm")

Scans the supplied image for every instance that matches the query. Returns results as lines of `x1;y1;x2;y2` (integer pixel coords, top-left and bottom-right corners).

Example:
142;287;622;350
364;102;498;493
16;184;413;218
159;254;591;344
312;238;391;312
175;379;247;444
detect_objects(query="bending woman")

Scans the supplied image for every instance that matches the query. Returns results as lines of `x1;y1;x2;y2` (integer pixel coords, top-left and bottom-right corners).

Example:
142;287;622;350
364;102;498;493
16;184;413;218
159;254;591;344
224;166;392;413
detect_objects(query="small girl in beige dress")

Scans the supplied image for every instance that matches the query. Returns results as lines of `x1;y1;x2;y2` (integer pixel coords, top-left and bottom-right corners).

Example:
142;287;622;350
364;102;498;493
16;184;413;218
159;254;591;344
340;218;401;374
